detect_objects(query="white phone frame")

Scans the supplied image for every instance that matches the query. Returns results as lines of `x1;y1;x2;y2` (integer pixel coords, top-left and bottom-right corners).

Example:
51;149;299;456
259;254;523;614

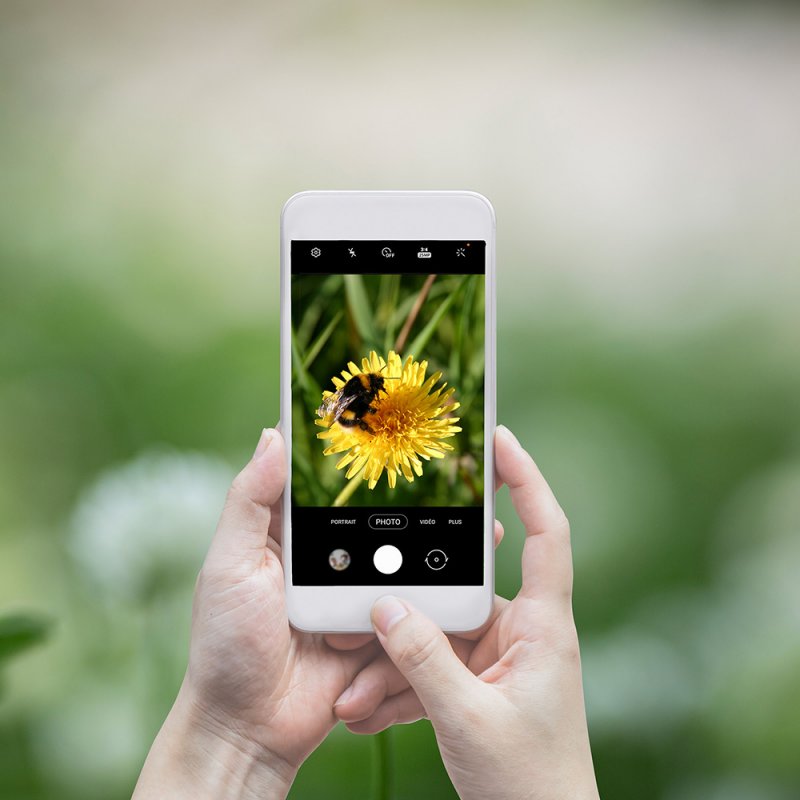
280;190;496;632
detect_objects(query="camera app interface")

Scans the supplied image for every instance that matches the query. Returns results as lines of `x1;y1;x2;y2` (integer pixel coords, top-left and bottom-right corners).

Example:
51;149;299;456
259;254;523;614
290;241;485;585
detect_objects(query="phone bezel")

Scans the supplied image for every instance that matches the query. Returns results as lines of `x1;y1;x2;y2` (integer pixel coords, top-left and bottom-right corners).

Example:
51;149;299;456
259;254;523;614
281;191;496;633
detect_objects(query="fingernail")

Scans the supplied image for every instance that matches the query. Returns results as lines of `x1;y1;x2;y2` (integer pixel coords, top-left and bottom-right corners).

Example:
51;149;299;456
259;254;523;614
372;595;408;635
334;685;355;707
253;428;273;460
498;424;520;447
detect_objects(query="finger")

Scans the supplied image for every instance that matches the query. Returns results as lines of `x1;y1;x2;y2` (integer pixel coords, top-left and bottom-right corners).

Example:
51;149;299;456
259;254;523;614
371;596;478;718
495;425;573;605
267;494;283;546
335;633;477;723
344;688;426;735
324;633;376;651
205;428;287;575
267;418;285;545
333;638;383;681
333;652;410;723
495;466;505;492
494;519;504;548
449;594;509;643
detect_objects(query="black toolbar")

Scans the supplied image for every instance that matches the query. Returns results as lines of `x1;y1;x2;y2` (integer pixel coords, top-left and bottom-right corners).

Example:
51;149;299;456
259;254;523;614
291;240;486;275
291;505;484;586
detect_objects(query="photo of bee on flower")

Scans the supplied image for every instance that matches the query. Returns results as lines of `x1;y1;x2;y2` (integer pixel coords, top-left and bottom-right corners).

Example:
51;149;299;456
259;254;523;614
291;272;484;507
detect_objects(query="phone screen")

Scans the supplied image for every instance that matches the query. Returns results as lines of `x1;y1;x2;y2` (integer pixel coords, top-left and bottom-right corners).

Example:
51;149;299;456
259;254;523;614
290;240;486;586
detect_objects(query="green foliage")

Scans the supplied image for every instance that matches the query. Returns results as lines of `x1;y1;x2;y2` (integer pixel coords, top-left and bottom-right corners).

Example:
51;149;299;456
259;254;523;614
0;613;51;664
2;74;799;800
2;235;800;798
0;613;50;704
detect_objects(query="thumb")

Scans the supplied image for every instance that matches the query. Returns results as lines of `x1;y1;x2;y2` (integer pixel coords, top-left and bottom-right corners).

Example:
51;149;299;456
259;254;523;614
205;427;286;574
372;596;477;718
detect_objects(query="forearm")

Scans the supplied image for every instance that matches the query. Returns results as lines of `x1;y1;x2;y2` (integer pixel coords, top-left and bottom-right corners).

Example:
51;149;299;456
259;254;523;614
133;682;296;800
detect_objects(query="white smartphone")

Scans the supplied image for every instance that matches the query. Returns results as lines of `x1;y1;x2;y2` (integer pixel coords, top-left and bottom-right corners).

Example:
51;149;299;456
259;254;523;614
280;191;495;632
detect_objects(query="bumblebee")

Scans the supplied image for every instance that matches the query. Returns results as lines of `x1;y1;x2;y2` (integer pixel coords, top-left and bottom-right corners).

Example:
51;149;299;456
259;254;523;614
317;372;391;434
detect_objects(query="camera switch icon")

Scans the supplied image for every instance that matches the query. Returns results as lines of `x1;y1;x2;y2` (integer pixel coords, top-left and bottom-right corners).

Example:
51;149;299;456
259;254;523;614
425;549;448;570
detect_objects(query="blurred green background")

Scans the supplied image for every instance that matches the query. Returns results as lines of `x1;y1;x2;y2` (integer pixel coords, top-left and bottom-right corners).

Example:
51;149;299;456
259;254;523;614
291;272;484;506
1;1;799;798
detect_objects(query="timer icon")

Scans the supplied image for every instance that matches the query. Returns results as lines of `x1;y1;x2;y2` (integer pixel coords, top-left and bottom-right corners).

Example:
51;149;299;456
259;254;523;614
425;549;448;571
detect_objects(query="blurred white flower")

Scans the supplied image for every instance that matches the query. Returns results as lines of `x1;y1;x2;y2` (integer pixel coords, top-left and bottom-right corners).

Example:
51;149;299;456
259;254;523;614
582;626;699;737
32;679;148;795
69;449;233;602
583;456;800;761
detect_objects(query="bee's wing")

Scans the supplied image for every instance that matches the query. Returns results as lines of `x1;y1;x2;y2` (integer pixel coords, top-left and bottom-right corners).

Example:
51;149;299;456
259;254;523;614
332;392;361;412
317;393;336;417
317;389;359;418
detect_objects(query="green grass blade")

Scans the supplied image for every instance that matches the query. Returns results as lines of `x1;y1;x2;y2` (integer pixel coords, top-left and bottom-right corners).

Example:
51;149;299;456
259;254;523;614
296;274;343;349
372;728;393;800
291;403;327;505
382;275;401;353
304;309;343;370
291;328;322;409
390;281;450;331
450;274;477;384
345;274;379;349
405;289;458;360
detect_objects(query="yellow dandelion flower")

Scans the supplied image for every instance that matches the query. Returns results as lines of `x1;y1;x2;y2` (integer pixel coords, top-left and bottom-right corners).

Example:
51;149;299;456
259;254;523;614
315;350;461;492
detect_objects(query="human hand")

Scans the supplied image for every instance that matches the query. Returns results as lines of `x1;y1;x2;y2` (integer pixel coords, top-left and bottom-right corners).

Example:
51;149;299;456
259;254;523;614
336;425;600;800
134;428;381;799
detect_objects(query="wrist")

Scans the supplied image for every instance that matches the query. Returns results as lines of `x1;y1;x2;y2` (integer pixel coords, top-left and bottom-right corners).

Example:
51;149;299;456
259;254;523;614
133;681;296;800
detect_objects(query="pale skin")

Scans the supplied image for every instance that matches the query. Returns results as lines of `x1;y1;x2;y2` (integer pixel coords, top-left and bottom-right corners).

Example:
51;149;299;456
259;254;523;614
133;426;599;800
